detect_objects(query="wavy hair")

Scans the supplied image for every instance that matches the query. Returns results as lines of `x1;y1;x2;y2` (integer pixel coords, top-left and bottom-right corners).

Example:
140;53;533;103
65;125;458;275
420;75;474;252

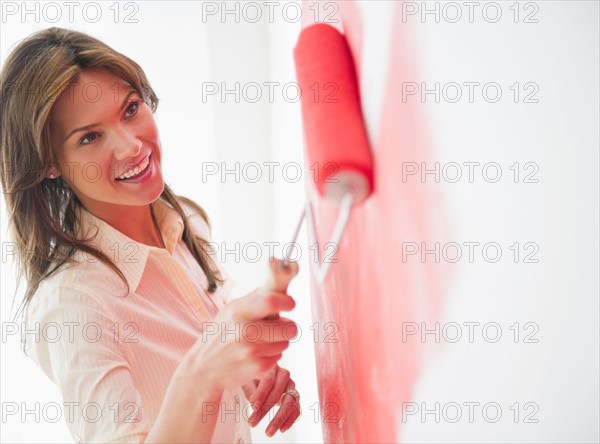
0;27;224;324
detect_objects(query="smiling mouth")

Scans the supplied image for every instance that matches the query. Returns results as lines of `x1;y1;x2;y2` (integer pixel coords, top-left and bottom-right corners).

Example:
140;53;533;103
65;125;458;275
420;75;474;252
116;154;151;181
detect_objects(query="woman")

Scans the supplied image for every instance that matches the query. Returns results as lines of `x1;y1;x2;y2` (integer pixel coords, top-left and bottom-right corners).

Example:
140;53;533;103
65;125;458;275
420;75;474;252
0;27;301;443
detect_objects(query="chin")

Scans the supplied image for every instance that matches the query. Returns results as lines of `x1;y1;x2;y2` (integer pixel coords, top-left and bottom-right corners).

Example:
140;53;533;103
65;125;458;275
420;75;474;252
152;182;165;200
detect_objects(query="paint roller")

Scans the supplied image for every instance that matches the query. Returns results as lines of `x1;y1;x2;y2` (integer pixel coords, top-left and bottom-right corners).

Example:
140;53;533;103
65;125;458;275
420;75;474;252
260;22;374;308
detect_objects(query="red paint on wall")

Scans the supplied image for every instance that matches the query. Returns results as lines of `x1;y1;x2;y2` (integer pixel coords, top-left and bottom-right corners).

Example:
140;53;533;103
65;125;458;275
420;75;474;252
301;2;453;442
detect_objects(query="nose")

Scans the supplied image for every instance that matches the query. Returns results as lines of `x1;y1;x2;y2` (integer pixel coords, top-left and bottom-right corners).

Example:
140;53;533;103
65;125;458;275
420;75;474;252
113;127;143;161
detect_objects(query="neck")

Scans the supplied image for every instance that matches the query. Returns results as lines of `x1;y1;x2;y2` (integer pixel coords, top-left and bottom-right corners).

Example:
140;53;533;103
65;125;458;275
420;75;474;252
85;203;165;249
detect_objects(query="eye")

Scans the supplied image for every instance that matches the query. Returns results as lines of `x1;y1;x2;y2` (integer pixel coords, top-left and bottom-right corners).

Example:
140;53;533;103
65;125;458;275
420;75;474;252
79;132;99;145
125;100;140;118
77;99;141;146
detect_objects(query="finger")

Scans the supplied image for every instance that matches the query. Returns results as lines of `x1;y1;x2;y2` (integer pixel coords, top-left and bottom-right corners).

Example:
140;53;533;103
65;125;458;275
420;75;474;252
279;401;301;433
240;291;296;321
248;367;290;427
248;365;277;407
252;340;289;359
242;380;259;403
267;399;300;436
277;382;301;433
265;382;300;436
254;355;283;379
243;318;298;343
274;317;299;342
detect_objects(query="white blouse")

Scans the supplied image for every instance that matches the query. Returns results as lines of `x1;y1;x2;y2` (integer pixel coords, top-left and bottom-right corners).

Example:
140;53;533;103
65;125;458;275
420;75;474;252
23;197;252;443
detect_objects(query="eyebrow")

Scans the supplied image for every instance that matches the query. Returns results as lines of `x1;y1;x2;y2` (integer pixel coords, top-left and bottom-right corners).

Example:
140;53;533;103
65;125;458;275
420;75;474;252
64;89;138;142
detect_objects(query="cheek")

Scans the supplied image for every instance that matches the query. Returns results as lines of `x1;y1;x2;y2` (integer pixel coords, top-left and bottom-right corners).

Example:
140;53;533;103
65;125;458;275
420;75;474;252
146;123;159;142
76;161;109;186
141;117;162;159
70;152;115;185
140;109;159;140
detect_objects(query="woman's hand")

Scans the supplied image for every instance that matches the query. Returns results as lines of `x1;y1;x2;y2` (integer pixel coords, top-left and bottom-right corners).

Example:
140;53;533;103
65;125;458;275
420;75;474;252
181;288;297;391
242;365;301;436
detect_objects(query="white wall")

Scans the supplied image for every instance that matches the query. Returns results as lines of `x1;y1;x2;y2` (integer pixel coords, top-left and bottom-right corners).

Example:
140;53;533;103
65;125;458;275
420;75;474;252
385;1;599;442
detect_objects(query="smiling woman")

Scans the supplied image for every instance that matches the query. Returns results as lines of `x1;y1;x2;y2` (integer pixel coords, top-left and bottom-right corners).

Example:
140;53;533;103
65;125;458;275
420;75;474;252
48;68;166;247
0;27;300;443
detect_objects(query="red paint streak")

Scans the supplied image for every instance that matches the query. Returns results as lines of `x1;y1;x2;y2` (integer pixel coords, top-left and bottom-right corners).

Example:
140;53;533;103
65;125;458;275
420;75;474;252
302;2;453;443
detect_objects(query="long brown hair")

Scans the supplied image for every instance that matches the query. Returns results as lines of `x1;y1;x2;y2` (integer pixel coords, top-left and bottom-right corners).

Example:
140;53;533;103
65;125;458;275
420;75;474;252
0;27;224;324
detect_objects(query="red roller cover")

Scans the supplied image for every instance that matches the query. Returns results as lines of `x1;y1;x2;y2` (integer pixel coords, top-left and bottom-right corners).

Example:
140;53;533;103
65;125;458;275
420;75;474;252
294;23;374;203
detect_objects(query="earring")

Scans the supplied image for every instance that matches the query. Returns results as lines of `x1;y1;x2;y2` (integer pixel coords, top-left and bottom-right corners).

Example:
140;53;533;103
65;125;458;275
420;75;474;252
48;173;56;179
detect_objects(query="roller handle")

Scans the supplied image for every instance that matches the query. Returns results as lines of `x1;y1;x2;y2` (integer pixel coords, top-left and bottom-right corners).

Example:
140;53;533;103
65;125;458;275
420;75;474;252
263;258;299;320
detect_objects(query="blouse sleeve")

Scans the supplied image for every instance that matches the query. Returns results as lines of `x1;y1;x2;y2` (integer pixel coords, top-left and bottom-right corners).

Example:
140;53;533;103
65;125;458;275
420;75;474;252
24;285;152;443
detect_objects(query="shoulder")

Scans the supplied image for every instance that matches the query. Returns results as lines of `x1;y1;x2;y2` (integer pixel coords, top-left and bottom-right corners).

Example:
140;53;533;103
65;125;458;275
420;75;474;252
23;275;121;374
25;272;117;331
22;278;148;442
30;263;116;305
35;253;131;301
24;263;124;347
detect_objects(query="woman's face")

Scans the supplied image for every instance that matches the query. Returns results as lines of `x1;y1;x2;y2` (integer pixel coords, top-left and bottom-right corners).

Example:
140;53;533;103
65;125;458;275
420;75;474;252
49;68;164;216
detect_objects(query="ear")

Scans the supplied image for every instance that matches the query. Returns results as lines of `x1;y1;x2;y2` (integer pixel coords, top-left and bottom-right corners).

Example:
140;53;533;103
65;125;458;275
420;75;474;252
46;165;60;179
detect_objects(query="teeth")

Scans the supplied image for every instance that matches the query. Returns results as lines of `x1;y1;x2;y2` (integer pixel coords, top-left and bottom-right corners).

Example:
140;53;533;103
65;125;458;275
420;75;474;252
118;156;149;180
